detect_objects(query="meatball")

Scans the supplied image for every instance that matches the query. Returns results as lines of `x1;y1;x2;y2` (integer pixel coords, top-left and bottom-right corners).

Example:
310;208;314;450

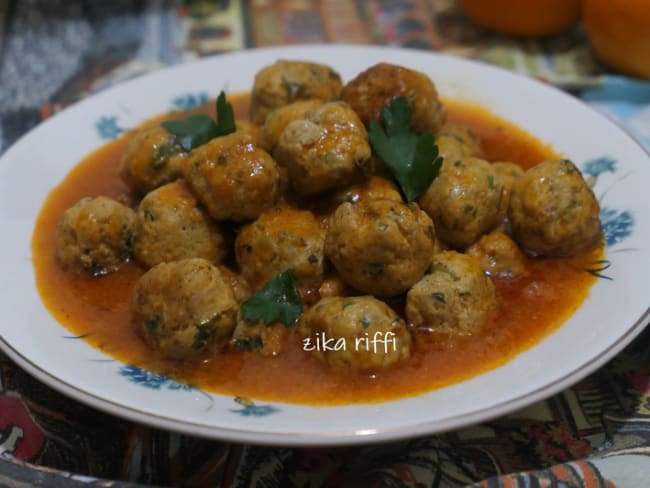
183;132;280;221
231;320;289;357
217;265;252;304
418;157;503;249
55;196;136;275
274;101;372;196
262;99;324;151
133;180;226;268
250;60;343;125
132;258;238;360
466;231;527;278
508;159;602;256
436;135;474;166
340;62;446;135
492;161;524;223
438;124;482;157
119;126;186;195
299;296;411;373
325;199;435;296
406;251;496;335
324;175;403;209
235;120;269;151
235;206;326;291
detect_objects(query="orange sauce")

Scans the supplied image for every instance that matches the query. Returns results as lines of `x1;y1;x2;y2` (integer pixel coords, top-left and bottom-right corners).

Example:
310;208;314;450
31;95;600;405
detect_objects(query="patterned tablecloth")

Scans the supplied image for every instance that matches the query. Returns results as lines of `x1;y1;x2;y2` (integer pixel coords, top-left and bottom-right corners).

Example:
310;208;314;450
1;1;650;487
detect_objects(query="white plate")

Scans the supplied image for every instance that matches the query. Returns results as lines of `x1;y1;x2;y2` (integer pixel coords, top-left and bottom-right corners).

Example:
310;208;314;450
1;45;649;446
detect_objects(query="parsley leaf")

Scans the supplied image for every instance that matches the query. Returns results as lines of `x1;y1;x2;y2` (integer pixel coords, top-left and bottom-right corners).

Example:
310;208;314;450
215;91;237;135
368;96;442;202
240;270;303;326
161;90;236;151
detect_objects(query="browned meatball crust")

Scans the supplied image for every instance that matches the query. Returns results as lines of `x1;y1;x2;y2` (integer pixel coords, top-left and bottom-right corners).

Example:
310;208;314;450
508;159;602;256
235;206;326;291
250;60;343;125
465;230;527;278
133;180;226;268
119;126;187;195
183;132;280;221
55;196;136;275
418;157;503;249
299;296;411;373
132;258;238;360
492;161;524;224
325;198;435;296
324;175;403;209
262;99;324;151
406;251;496;335
438;124;482;157
341;62;446;134
274;101;372;196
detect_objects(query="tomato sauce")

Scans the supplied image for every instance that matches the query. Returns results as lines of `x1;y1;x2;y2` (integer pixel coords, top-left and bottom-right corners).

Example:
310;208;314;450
31;95;600;405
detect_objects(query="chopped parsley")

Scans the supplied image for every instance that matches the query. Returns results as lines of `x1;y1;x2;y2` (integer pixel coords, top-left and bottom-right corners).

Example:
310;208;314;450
143;209;155;222
192;323;216;350
240;270;303;326
368;96;442;202
486;174;495;189
161;90;236;151
430;292;446;303
235;335;264;352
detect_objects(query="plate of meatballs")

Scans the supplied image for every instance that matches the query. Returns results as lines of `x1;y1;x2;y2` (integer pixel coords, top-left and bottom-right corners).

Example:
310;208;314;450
1;45;649;445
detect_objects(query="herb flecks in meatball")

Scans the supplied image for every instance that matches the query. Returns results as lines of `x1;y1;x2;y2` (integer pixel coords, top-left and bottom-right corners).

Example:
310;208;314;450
119;126;186;195
183;131;280;222
419;157;503;249
133;180;226;268
325;198;435;297
341;62;446;135
508;159;602;256
274;101;372;196
406;251;496;335
300;296;411;373
55;196;136;275
132;258;238;360
250;60;343;125
492;161;524;225
235;207;326;292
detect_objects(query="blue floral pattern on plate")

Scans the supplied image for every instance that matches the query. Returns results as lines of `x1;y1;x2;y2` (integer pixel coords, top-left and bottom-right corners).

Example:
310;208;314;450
95;116;123;140
229;397;281;417
600;207;634;247
171;92;209;110
118;365;193;391
582;156;617;178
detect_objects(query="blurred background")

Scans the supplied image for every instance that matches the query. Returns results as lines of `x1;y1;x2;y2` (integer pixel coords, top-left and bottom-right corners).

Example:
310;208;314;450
1;0;649;154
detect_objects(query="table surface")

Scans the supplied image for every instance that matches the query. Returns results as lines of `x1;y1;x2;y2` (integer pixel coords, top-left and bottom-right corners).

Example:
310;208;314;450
1;1;650;487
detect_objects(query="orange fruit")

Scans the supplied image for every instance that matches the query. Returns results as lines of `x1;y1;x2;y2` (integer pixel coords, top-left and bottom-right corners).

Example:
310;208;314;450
458;0;581;37
583;0;650;80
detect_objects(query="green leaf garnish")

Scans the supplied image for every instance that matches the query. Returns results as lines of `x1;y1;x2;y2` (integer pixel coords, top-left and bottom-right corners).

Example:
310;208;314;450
161;90;236;151
162;114;218;152
240;270;303;326
215;91;236;135
368;97;442;202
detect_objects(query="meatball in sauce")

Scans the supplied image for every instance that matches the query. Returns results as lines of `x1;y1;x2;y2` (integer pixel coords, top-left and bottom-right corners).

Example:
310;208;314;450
33;81;602;405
